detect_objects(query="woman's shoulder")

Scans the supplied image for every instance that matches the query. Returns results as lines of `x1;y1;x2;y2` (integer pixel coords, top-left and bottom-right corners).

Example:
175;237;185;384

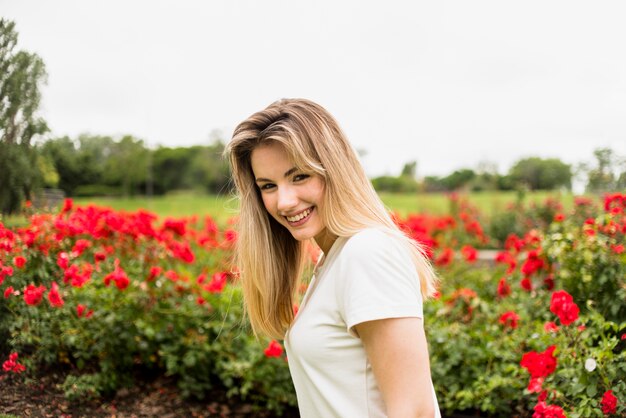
341;227;407;258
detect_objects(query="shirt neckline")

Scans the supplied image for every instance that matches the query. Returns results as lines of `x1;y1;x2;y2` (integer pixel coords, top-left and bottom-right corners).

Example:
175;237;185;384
291;236;346;327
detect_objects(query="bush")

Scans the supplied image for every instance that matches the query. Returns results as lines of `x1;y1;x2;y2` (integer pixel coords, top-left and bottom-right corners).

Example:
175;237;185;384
371;175;419;193
1;194;624;417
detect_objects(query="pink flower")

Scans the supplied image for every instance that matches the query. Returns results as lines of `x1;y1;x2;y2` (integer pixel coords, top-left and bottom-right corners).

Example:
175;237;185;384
4;286;14;299
527;377;544;393
544;322;559;333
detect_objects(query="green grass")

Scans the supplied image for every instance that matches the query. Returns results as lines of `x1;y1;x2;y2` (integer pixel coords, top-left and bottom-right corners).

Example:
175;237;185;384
74;192;239;224
380;190;576;217
2;190;579;227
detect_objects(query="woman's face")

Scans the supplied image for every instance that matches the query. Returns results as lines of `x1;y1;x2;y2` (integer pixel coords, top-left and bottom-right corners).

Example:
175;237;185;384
251;142;333;252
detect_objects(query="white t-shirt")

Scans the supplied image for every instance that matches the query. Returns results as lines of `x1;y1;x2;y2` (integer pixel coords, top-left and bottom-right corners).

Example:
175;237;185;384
284;228;441;418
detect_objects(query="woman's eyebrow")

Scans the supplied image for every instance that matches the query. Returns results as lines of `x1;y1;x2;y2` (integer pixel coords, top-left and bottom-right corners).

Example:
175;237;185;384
255;167;298;183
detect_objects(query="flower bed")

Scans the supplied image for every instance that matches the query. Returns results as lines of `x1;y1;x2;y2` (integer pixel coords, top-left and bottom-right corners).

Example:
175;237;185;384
1;194;624;417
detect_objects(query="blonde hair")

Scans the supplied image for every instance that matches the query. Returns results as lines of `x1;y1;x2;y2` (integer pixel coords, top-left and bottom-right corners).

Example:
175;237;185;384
225;98;438;339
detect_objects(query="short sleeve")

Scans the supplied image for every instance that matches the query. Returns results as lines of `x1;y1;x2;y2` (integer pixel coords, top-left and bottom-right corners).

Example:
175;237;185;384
336;229;424;338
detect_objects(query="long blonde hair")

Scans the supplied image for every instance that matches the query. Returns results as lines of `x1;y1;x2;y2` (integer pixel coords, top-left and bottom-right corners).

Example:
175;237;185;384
226;98;438;339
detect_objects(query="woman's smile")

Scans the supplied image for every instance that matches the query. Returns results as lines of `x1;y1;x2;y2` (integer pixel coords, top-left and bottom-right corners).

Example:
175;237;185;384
285;206;314;226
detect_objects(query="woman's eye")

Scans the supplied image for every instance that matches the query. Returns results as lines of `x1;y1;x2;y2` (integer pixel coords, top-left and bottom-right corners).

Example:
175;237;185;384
293;174;310;182
259;183;275;191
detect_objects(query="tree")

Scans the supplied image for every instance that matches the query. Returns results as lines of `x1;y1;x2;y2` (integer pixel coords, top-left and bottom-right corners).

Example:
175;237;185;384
440;169;476;191
102;135;148;196
508;157;571;191
401;161;417;179
586;148;617;192
0;19;48;214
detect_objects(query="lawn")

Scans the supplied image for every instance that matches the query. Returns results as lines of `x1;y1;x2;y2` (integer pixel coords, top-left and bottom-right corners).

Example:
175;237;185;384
79;190;577;219
2;190;579;227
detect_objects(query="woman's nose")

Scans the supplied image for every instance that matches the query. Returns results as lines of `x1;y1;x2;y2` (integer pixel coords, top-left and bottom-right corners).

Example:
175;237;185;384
277;186;298;213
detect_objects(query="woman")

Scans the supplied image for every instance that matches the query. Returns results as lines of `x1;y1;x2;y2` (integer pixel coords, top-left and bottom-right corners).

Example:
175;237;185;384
226;98;441;418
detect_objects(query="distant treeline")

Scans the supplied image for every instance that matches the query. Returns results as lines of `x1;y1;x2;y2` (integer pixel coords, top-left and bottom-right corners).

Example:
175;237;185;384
372;148;626;194
37;134;231;197
33;134;626;199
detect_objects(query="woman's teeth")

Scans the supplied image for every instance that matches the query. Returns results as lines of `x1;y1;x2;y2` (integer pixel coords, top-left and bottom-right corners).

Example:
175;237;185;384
287;208;312;222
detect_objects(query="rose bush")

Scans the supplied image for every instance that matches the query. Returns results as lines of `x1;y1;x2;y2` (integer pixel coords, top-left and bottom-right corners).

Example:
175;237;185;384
1;194;624;417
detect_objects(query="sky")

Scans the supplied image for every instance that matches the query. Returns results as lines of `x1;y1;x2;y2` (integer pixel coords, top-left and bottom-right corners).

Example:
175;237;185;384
2;0;626;180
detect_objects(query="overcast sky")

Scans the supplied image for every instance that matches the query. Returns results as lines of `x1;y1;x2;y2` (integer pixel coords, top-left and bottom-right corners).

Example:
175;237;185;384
2;0;625;179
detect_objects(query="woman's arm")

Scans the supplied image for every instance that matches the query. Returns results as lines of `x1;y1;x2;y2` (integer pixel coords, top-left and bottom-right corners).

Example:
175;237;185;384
355;317;436;418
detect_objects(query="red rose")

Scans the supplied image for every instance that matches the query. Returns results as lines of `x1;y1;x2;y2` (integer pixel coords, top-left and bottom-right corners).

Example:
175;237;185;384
62;198;73;213
601;390;618;415
435;248;454;266
521;346;558;378
532;401;566;418
543;274;555;290
206;272;228;294
57;252;70;270
497;278;511;298
2;352;26;374
23;284;46;306
520;277;533;292
264;340;283;358
521;249;545;277
47;282;64;308
13;256;26;268
611;244;624;255
103;259;130;291
550;290;579;326
495;251;517;273
527;377;544;393
461;245;477;263
499;311;520;329
147;266;162;282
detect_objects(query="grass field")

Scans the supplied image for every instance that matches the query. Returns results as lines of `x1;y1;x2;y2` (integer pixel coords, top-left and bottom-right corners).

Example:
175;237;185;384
2;190;579;228
77;190;576;219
